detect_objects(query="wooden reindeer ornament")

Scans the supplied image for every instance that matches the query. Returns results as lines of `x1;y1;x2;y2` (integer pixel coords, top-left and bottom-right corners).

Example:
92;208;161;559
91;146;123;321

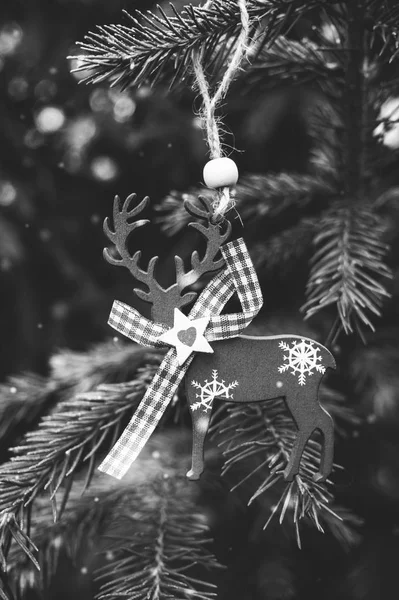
99;193;335;483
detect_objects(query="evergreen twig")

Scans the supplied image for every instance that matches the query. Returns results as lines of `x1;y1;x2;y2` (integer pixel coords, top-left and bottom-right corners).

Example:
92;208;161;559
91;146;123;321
303;204;391;334
49;341;161;397
211;393;361;548
7;458;220;599
240;36;344;96
97;476;220;600
0;375;50;453
157;173;334;235
0;353;164;571
371;1;399;54
0;343;161;455
72;0;341;90
250;219;316;273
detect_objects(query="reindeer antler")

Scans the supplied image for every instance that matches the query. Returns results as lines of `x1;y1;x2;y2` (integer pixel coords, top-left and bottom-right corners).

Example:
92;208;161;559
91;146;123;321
104;194;231;327
177;196;232;290
103;194;150;271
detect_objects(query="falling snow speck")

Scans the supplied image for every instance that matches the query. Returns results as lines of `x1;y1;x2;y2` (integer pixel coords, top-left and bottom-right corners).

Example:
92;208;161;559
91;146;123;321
90;213;101;225
39;229;52;242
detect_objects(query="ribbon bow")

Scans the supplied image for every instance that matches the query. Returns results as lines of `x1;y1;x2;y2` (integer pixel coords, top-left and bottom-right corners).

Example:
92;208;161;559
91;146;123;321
99;238;263;479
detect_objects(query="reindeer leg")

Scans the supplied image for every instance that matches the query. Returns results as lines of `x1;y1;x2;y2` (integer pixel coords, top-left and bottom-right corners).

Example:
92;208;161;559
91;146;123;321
313;409;334;482
283;426;313;481
186;403;214;480
283;391;314;481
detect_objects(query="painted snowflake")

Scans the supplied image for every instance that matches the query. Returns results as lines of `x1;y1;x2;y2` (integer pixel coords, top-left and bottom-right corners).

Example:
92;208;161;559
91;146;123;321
190;370;239;412
278;339;325;386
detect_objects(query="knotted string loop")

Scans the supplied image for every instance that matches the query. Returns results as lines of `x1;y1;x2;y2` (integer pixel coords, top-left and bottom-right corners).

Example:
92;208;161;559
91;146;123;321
192;0;250;219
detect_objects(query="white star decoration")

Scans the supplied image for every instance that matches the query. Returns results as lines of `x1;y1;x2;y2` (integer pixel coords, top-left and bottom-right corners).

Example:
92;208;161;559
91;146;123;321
158;308;214;366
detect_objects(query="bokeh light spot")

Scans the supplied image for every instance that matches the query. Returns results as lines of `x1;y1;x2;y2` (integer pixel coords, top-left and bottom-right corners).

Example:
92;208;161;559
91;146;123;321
0;181;17;206
67;116;97;149
69;55;93;81
35;106;65;134
113;95;136;123
35;79;57;101
375;97;399;149
25;128;44;149
90;156;119;182
8;76;29;101
0;23;23;57
89;88;111;113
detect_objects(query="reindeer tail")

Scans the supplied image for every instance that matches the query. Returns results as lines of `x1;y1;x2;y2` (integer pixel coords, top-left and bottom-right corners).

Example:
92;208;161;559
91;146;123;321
319;343;336;371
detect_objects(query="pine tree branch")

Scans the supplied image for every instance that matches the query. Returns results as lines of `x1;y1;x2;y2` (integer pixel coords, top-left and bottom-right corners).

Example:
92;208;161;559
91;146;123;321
157;173;334;235
0;375;50;453
302;203;391;334
211;392;362;548
5;432;194;575
303;94;343;181
7;482;116;593
72;0;342;90
250;218;316;273
0;353;164;573
0;343;161;456
7;447;220;599
97;476;220;600
49;341;161;398
240;36;344;96
371;1;399;55
0;381;146;512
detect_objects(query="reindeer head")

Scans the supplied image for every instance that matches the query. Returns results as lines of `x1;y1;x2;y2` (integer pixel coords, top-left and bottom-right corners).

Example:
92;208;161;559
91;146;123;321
103;194;232;326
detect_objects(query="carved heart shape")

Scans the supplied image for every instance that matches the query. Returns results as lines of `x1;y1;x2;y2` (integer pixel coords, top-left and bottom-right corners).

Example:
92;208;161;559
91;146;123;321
177;327;197;347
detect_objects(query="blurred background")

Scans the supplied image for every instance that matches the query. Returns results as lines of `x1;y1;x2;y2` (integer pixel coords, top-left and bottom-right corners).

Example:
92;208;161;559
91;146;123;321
0;0;205;378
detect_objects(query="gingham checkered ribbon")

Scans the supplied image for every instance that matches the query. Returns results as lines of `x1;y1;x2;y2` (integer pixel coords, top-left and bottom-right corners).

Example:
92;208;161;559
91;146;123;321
98;238;263;479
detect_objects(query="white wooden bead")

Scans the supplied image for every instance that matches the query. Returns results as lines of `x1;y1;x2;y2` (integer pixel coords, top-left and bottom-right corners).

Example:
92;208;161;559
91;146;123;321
203;157;239;189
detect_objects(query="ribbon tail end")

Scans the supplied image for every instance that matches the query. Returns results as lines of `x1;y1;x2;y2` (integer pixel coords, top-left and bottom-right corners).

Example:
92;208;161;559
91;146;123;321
98;459;129;480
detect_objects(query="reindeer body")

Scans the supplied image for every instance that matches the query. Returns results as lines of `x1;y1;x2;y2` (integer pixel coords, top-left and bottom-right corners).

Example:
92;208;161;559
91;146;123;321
186;334;335;482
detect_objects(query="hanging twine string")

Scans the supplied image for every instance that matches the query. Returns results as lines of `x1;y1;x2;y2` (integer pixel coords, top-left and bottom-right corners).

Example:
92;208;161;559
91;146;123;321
192;0;250;219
